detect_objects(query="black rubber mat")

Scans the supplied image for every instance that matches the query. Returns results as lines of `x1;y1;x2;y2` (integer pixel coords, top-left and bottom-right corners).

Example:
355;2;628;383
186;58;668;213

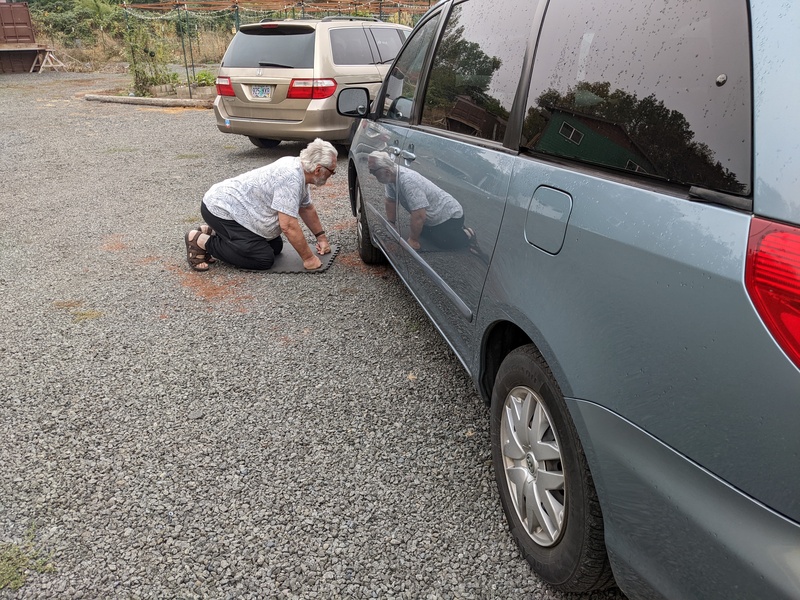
266;242;340;274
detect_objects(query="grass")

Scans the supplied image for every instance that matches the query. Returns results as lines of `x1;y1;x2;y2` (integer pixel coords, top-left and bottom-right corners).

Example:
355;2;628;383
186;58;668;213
52;299;104;323
0;527;55;591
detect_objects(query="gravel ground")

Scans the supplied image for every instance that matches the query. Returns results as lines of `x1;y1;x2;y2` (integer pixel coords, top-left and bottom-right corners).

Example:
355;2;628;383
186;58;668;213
0;71;628;600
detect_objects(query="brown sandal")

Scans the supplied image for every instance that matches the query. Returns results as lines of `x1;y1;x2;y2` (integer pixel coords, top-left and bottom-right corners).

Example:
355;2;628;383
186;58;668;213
184;229;209;271
196;224;216;263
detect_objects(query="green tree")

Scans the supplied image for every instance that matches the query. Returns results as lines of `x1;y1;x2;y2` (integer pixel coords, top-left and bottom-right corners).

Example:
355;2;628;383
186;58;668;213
424;9;502;114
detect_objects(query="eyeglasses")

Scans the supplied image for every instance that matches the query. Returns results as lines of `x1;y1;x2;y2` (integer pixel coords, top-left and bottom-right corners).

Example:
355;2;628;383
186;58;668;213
319;164;336;176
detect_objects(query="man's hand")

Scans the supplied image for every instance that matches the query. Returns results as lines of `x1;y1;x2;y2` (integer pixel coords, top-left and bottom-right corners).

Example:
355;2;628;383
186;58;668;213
304;255;323;270
316;240;331;255
316;234;331;255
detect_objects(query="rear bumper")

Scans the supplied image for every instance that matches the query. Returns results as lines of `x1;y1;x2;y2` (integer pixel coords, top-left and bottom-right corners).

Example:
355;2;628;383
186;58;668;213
213;96;353;142
568;398;800;600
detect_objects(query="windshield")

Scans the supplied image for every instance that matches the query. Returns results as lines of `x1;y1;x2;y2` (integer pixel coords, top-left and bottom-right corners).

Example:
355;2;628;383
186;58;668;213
222;26;316;69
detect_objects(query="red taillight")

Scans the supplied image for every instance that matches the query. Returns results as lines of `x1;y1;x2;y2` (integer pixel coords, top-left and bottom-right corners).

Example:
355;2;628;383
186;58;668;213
215;76;235;97
746;217;800;369
287;78;337;100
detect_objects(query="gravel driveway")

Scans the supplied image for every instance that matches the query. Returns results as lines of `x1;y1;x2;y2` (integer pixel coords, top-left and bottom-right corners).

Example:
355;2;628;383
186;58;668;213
0;72;628;600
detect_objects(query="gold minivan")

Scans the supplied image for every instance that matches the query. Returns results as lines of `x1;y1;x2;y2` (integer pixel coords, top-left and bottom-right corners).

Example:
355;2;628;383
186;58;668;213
214;17;410;148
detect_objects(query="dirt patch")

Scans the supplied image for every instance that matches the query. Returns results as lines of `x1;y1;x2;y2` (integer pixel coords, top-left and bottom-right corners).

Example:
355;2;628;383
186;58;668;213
336;250;391;276
134;106;210;114
167;263;254;313
101;234;129;252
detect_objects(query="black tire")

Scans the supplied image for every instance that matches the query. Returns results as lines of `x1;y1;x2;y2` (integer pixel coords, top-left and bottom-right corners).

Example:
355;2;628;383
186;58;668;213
355;180;386;265
490;344;614;593
248;137;281;149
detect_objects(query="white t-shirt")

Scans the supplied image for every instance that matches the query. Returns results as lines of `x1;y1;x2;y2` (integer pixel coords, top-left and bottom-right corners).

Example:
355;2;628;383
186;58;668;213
203;156;311;240
386;166;463;226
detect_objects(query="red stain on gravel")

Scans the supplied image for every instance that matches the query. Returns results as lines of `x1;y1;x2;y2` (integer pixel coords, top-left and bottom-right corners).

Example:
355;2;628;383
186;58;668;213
331;219;353;232
167;264;254;312
102;234;129;251
336;251;391;276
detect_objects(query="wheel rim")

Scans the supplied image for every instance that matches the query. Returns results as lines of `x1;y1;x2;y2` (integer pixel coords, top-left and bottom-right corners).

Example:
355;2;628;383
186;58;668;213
500;385;566;547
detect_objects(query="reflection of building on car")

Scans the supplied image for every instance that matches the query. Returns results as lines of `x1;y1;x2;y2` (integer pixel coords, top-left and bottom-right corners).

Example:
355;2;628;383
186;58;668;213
445;95;508;140
527;107;657;175
213;17;410;149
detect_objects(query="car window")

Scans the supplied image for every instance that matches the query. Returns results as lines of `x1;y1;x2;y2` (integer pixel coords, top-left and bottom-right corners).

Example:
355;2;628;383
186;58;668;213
222;26;315;69
419;0;537;142
330;28;375;65
520;0;751;195
368;26;407;64
382;12;442;123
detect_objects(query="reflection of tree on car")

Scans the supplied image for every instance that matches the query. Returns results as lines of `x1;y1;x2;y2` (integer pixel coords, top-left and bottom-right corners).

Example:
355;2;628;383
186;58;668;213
421;7;507;140
367;151;477;251
522;81;745;194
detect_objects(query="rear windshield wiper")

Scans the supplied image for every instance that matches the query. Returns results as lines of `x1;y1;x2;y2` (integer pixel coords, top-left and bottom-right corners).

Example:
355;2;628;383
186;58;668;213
258;62;293;68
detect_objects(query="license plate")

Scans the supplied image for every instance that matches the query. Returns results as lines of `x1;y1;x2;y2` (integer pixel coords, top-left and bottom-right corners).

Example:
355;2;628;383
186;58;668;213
252;85;272;99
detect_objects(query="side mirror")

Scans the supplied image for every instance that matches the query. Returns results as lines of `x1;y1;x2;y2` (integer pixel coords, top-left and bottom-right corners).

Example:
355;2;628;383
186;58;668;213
387;97;413;121
337;88;370;118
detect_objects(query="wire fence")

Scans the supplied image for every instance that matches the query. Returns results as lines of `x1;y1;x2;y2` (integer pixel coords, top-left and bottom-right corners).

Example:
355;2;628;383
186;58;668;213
120;0;431;95
122;0;433;26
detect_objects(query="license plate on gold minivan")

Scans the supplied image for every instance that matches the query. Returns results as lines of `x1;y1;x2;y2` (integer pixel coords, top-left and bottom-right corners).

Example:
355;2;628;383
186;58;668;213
251;85;272;99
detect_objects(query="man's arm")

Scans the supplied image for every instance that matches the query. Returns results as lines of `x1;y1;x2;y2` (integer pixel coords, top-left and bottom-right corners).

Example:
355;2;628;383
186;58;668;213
279;211;322;270
384;198;397;226
408;207;426;250
298;204;331;255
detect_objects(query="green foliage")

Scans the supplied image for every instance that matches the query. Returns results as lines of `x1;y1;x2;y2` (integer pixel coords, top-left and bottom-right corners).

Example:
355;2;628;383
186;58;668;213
30;0;124;46
0;526;54;591
422;8;503;119
124;22;178;95
194;69;216;87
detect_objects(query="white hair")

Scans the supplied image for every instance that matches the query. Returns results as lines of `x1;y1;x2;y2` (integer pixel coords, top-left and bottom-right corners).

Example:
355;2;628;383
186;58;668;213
367;151;395;172
299;138;338;173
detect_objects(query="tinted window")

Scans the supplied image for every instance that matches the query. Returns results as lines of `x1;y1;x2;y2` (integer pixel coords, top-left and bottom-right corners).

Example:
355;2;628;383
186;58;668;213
330;28;375;65
222;26;315;69
368;27;406;64
382;13;442;122
521;0;751;195
420;0;537;142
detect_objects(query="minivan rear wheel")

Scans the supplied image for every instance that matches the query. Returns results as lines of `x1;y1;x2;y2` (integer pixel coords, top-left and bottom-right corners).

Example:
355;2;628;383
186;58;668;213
355;181;386;265
491;345;614;593
248;137;280;149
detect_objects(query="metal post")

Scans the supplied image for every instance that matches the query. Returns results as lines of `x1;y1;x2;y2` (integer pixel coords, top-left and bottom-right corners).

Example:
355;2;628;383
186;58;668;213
234;4;240;31
184;6;195;79
177;5;192;98
124;7;137;75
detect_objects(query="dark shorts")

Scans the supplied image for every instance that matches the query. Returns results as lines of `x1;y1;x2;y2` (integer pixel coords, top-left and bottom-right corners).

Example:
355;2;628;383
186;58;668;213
201;202;283;270
421;215;469;249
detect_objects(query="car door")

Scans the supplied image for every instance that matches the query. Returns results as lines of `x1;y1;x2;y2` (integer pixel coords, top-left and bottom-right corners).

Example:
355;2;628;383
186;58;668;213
348;10;445;274
391;0;539;366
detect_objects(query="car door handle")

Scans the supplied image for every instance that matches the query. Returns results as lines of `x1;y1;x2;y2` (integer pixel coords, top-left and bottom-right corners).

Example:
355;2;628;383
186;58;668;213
387;145;401;156
401;150;416;161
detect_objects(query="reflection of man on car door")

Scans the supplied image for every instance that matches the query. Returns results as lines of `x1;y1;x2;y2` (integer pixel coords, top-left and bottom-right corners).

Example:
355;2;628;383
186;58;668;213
367;151;476;251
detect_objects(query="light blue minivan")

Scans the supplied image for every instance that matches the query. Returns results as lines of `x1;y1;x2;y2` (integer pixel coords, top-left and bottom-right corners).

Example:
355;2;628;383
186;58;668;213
338;0;800;598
